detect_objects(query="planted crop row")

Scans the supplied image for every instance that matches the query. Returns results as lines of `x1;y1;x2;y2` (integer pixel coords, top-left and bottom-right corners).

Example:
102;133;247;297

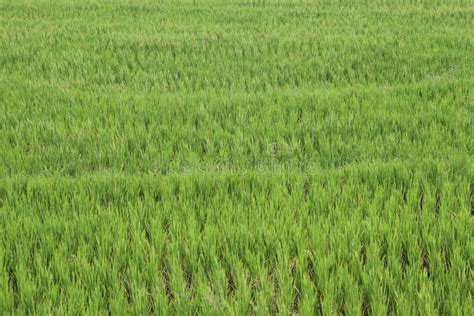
1;162;472;314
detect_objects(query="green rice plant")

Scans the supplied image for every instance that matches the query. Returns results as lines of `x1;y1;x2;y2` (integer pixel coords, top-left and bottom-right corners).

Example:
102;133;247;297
1;0;473;314
1;161;472;313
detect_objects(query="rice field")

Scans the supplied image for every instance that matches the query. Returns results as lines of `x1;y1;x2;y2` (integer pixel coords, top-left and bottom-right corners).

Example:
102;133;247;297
1;0;473;314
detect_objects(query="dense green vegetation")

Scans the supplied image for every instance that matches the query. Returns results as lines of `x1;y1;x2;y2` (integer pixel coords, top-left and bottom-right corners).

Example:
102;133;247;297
1;0;473;314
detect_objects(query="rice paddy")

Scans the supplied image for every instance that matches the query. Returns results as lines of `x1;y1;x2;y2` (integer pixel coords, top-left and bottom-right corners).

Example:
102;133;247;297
1;0;473;314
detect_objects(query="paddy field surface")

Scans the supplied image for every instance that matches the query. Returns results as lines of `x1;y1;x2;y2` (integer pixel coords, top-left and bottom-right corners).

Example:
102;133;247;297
0;0;473;314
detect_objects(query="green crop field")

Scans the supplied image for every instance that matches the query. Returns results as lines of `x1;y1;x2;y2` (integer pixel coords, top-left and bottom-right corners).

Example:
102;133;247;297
1;0;473;314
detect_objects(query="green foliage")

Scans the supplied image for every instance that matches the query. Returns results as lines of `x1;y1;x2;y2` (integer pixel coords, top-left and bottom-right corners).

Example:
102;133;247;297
1;0;472;314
